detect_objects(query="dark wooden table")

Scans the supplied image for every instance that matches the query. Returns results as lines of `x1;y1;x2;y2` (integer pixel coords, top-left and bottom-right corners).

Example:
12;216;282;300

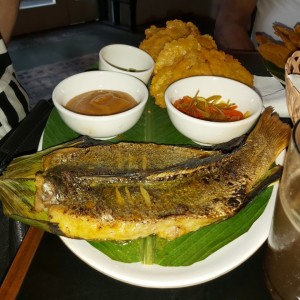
1;51;276;300
17;232;272;300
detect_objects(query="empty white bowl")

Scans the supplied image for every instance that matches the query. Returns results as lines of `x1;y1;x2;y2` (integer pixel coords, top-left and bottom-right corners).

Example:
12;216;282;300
165;76;263;145
99;44;154;84
52;71;149;139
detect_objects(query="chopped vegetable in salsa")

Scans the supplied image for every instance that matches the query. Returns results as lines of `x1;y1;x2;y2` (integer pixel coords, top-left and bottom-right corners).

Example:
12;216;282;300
173;91;251;122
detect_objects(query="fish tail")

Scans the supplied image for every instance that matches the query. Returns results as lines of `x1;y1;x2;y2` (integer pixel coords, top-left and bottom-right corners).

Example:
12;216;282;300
248;107;291;152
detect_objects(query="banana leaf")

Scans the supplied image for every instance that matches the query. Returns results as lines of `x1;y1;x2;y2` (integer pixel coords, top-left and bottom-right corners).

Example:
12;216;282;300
0;97;274;266
263;59;285;83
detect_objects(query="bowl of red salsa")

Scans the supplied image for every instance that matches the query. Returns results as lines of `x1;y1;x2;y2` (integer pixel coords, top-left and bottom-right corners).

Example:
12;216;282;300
164;76;263;145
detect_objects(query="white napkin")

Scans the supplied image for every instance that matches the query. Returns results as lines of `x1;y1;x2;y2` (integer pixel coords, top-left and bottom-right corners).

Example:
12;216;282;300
253;75;289;118
287;74;300;92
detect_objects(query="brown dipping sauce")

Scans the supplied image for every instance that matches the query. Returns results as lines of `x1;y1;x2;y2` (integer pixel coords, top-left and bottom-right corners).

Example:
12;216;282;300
65;90;138;116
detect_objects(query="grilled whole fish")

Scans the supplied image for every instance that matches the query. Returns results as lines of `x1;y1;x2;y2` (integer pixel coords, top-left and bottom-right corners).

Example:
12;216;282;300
21;107;289;241
29;109;290;240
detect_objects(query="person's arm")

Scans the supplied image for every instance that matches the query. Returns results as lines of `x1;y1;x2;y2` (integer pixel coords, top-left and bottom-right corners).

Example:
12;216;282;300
214;0;257;50
0;0;20;44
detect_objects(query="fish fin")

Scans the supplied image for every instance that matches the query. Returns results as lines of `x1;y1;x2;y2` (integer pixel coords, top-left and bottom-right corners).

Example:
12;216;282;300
194;134;247;153
248;107;291;152
244;164;282;207
2;136;88;179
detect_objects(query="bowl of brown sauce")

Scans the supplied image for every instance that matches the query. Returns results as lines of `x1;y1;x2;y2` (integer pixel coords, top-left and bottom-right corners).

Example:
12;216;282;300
52;71;149;139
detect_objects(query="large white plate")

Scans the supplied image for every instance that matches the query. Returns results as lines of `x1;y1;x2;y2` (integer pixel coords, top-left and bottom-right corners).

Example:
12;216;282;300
59;151;284;289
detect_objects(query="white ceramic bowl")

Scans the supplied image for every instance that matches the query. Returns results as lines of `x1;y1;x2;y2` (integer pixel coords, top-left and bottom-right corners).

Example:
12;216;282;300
165;76;263;145
52;71;149;139
99;44;154;84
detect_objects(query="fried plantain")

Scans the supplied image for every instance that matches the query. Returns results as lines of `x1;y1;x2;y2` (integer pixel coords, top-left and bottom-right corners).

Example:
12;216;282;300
140;19;253;108
256;22;300;69
139;19;201;61
273;23;300;50
150;35;253;107
256;32;294;69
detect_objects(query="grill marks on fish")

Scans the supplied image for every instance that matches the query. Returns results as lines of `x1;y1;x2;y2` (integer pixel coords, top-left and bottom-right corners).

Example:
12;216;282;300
42;143;218;175
34;108;291;241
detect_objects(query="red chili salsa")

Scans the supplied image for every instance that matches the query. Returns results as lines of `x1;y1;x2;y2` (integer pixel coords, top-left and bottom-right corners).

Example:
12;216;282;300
173;92;250;122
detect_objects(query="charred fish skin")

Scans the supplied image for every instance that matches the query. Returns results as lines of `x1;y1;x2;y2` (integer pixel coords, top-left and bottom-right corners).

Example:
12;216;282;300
34;107;291;242
41;142;220;174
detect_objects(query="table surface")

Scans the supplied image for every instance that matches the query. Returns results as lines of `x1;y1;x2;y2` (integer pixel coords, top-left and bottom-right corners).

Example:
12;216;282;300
17;233;273;300
9;51;276;300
